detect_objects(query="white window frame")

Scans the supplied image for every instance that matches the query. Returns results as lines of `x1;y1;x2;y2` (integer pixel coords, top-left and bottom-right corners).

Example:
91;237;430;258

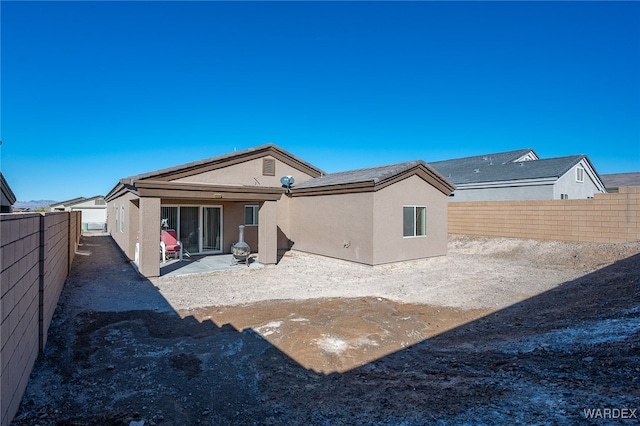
245;205;259;226
576;167;585;183
403;205;427;238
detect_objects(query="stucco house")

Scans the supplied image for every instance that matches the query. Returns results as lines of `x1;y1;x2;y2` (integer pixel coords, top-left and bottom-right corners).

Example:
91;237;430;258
0;173;17;213
105;144;455;277
429;149;606;201
50;195;107;231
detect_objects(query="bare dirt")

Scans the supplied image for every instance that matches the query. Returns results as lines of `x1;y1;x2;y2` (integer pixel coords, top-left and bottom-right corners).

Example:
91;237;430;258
12;234;640;425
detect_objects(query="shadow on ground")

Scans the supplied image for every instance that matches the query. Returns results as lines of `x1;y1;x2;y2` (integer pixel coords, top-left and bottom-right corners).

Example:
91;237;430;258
11;235;640;425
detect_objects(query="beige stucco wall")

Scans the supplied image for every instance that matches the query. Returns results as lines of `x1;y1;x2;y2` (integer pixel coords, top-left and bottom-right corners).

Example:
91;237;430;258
173;156;317;187
276;195;293;252
107;191;139;261
287;177;450;265
288;192;375;264
373;175;449;264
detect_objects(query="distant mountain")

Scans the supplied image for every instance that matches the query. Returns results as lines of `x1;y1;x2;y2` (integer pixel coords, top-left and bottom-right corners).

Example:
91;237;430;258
14;200;58;210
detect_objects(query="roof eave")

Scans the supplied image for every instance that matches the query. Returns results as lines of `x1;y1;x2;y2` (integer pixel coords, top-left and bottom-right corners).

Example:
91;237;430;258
454;176;559;189
290;180;376;196
134;180;286;201
105;182;138;202
125;144;325;183
0;173;17;205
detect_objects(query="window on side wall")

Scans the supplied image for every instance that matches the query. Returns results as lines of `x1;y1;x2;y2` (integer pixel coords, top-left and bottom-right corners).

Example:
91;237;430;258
403;206;427;237
120;205;125;232
245;205;259;226
576;167;584;183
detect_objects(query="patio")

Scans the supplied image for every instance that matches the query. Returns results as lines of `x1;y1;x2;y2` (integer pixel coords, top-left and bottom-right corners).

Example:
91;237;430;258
159;254;264;277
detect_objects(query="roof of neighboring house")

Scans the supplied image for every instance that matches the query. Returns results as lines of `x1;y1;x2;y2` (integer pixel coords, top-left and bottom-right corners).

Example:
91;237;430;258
50;196;88;208
430;151;591;185
294;160;455;196
600;172;640;189
119;143;325;185
429;148;537;171
51;196;106;212
1;172;17;206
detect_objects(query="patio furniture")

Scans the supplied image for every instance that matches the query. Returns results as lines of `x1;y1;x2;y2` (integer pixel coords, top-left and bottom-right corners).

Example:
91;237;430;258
160;229;183;263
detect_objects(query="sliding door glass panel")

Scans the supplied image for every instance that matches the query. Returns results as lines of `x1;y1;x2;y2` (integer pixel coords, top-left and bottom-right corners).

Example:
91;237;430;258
179;207;200;254
203;207;222;252
160;206;178;231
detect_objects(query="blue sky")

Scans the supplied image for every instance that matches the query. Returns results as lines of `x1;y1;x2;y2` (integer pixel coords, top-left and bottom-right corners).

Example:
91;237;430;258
2;1;639;202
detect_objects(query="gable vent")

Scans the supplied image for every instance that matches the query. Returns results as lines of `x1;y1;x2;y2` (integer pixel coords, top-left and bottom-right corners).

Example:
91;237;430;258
263;158;276;176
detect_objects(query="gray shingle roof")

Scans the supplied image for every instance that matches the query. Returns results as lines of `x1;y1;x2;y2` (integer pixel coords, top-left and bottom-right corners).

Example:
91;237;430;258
601;172;640;188
294;161;425;189
429;149;535;171
429;149;586;185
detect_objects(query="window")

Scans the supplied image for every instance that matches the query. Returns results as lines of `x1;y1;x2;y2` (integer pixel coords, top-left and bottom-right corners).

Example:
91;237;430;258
263;158;276;176
119;205;125;232
576;167;584;183
245;205;259;225
403;206;427;237
561;194;569;200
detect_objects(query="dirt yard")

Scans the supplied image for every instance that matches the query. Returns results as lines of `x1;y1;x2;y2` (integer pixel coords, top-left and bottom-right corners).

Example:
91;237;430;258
12;234;640;425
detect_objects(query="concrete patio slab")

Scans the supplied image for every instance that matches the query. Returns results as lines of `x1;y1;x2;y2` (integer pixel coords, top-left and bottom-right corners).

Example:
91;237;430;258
159;254;263;277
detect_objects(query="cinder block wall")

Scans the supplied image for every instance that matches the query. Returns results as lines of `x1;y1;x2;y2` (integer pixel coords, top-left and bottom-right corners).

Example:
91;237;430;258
0;214;41;426
0;211;81;426
42;213;70;349
448;186;640;243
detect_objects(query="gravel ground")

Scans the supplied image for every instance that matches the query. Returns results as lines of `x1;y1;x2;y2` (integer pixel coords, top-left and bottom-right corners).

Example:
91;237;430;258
152;235;639;311
11;234;640;425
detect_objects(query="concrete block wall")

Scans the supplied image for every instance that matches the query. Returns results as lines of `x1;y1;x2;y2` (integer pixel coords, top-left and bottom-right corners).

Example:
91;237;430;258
0;214;41;426
0;211;81;426
448;186;640;243
42;213;70;349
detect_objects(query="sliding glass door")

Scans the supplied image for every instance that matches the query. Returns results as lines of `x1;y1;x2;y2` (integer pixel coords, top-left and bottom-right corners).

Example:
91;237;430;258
179;207;200;254
203;207;222;252
160;205;222;254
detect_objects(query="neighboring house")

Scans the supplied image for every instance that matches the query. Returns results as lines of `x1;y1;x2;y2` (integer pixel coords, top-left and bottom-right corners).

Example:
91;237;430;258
0;173;17;213
601;172;640;193
429;149;606;202
50;195;107;230
105;144;454;277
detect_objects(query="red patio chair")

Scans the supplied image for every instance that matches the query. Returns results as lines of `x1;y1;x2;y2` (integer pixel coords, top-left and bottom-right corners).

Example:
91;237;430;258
160;229;183;263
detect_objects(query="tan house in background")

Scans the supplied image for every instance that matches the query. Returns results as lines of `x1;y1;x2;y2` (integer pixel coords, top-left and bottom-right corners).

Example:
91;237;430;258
105;144;455;277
